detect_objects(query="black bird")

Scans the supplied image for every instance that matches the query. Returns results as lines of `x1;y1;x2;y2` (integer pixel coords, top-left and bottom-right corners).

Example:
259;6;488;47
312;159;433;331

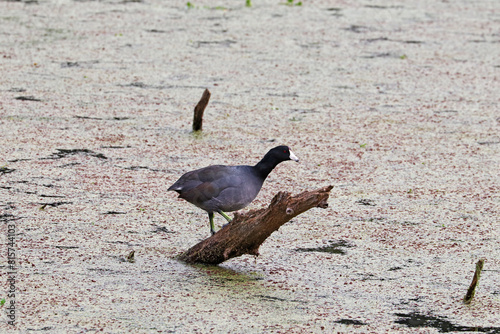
168;146;299;235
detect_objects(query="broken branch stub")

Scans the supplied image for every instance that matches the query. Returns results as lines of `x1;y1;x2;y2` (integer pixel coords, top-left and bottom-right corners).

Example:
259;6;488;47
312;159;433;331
463;258;485;304
192;88;211;132
178;185;333;265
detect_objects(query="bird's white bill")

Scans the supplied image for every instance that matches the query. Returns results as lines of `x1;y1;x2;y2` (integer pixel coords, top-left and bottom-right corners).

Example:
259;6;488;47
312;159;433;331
289;149;299;162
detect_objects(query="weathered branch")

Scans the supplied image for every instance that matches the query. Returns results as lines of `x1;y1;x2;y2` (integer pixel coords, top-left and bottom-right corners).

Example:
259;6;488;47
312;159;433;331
192;88;211;132
178;185;333;265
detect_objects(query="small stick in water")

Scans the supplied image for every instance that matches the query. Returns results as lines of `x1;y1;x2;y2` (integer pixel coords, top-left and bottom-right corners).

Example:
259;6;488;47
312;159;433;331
463;258;485;304
192;89;211;132
127;250;135;263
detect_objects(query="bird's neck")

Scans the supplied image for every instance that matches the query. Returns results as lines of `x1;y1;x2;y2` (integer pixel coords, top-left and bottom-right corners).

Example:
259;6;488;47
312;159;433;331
254;156;281;179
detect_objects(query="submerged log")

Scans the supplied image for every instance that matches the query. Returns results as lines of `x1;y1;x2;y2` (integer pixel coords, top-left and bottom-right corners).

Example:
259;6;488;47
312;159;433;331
178;185;333;265
192;88;211;132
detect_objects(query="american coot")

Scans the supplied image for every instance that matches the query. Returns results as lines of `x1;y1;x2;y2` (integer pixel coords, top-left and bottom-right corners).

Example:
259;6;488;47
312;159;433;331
168;146;299;235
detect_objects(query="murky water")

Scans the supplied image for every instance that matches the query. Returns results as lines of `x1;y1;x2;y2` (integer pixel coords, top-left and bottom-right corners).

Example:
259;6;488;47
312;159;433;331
1;0;499;332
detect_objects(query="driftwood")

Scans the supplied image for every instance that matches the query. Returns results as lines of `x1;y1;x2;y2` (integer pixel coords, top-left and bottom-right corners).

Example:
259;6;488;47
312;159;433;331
192;88;211;131
178;185;333;265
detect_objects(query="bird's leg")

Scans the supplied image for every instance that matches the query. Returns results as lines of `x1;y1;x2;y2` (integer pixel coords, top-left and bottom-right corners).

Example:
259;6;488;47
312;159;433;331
208;212;216;235
218;210;232;223
217;210;232;228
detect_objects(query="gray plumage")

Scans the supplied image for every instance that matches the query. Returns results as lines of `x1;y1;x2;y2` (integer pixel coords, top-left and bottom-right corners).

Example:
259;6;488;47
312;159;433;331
168;146;299;235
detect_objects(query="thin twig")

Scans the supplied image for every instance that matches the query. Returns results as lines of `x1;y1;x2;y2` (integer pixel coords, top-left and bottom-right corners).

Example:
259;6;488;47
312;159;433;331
463;258;485;304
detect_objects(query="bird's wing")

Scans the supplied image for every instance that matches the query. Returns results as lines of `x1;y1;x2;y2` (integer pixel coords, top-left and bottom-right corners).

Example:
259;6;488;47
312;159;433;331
168;165;227;191
177;170;246;210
